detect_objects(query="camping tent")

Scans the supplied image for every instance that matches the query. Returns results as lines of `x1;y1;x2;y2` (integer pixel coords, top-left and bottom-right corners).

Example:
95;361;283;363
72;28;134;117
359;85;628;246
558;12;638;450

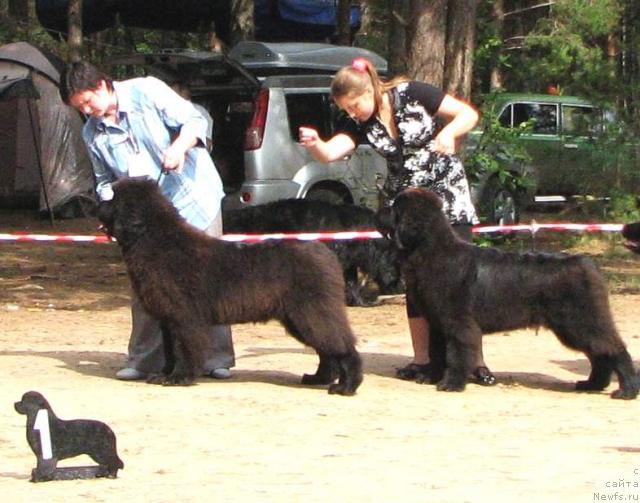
0;41;95;215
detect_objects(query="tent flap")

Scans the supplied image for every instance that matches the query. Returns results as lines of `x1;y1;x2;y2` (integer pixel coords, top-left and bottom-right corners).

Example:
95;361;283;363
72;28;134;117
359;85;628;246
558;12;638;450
0;43;95;213
0;76;40;100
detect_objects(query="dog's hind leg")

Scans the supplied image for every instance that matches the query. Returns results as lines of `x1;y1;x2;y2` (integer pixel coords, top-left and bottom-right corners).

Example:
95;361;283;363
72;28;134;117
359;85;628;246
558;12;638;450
302;352;340;385
576;353;613;392
577;351;638;399
550;320;638;399
609;351;638;399
282;311;362;395
328;350;363;396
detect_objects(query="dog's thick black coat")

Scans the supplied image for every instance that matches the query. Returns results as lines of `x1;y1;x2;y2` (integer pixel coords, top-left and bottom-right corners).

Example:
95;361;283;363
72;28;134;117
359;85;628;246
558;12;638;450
379;188;638;399
14;391;123;477
223;199;401;306
98;178;362;395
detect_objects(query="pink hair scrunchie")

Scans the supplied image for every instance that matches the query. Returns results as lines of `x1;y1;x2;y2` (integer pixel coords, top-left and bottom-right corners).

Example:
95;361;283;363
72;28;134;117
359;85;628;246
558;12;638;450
352;58;368;72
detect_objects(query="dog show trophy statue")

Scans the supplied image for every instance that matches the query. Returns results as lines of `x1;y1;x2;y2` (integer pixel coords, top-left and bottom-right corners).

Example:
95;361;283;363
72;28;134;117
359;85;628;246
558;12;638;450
14;391;124;482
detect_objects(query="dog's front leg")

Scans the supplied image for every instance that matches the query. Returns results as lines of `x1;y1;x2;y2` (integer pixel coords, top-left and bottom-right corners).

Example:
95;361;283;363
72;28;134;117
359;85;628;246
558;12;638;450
437;325;479;392
147;323;197;386
427;327;447;385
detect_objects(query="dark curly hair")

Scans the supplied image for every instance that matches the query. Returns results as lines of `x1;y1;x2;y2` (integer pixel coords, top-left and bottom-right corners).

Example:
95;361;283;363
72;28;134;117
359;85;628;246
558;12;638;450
59;60;113;105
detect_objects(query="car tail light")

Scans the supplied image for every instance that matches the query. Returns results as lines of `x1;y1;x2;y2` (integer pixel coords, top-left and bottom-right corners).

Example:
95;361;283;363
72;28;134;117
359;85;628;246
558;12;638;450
241;191;252;203
244;88;269;151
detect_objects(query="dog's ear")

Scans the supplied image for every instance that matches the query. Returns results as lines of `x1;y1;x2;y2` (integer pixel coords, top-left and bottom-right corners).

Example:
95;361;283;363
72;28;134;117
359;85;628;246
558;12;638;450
394;204;426;251
375;207;394;239
97;201;114;232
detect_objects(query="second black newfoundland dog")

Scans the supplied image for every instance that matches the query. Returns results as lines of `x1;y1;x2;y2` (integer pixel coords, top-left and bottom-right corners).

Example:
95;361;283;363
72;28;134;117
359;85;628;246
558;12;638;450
98;178;362;396
224;199;401;306
378;188;638;399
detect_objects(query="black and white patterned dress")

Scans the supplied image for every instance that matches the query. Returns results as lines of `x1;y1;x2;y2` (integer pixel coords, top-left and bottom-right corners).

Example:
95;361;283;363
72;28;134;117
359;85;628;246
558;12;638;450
340;81;478;225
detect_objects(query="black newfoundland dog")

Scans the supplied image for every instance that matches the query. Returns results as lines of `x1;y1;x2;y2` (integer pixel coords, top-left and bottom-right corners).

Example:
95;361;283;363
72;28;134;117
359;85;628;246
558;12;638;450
378;188;638;399
15;391;124;479
98;178;362;396
223;199;401;306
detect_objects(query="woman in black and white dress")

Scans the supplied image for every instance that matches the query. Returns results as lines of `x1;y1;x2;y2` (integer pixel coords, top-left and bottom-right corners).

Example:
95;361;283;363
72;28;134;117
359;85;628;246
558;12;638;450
299;57;495;385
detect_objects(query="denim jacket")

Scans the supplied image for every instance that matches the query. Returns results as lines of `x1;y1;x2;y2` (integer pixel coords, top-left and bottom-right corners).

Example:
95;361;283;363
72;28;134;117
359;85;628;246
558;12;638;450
82;76;224;231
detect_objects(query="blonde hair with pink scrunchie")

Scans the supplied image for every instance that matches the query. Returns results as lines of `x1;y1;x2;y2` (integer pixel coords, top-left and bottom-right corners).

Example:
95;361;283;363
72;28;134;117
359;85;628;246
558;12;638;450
331;58;409;113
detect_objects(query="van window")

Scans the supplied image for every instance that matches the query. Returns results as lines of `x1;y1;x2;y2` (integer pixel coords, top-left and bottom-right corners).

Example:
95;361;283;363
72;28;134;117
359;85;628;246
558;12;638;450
512;103;558;135
562;105;599;136
285;93;331;139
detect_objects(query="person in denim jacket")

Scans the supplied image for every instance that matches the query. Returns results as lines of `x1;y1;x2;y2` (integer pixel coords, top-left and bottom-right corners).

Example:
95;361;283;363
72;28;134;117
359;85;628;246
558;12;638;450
60;61;234;381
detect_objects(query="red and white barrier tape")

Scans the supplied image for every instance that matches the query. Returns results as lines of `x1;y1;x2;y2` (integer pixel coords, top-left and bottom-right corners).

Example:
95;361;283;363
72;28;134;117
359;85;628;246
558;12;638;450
0;222;626;244
472;222;624;234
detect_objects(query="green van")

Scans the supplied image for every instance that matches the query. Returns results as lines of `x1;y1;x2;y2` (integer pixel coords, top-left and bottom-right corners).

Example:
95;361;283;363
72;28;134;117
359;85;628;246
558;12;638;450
466;93;639;224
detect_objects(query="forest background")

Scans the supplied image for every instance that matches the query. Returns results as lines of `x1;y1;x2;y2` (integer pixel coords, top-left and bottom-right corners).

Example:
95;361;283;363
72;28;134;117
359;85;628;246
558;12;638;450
1;0;639;218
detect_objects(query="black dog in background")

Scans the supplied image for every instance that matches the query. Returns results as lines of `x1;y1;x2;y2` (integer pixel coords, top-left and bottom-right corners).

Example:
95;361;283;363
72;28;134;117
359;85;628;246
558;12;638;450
379;188;638;399
15;391;124;479
98;179;362;395
224;199;401;306
622;222;640;253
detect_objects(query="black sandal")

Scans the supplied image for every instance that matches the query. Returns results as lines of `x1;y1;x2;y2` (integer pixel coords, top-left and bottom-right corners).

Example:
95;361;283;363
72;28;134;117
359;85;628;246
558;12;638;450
396;362;431;381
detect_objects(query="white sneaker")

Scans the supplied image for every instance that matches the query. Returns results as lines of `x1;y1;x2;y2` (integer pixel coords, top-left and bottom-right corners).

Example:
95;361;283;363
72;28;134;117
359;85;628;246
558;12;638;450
116;368;148;381
208;368;231;379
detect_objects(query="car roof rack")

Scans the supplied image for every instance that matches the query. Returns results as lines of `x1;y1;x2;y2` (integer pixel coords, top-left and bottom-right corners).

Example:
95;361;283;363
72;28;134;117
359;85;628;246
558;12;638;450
228;41;387;76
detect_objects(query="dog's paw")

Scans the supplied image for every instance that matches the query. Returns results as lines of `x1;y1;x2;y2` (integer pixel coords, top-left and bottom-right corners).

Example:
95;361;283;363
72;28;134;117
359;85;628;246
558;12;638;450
163;374;195;386
575;379;608;392
436;375;467;392
146;373;194;386
302;373;338;385
146;374;167;385
327;383;356;396
610;387;639;400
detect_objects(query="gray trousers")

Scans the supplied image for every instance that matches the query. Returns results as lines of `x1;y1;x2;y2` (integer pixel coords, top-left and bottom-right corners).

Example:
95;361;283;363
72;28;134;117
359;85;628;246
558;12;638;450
125;212;235;373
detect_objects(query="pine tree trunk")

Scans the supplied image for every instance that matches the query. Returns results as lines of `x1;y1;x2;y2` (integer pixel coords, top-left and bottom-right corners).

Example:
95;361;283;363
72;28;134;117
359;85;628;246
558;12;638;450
406;0;448;87
490;0;505;91
387;0;409;75
7;0;29;39
230;0;254;45
68;0;83;62
336;0;352;45
443;0;477;99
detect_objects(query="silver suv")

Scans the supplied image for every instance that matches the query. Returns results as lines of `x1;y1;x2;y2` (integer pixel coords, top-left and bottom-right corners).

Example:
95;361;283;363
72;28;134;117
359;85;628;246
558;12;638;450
221;41;389;211
109;42;389;212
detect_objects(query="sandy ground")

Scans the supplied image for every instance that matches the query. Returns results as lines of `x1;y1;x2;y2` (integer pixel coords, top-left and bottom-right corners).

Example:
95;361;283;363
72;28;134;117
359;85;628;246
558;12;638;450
1;211;639;503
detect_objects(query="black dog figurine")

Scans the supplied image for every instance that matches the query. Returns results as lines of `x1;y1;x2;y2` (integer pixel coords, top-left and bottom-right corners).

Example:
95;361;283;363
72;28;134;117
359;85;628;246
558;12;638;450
15;391;124;481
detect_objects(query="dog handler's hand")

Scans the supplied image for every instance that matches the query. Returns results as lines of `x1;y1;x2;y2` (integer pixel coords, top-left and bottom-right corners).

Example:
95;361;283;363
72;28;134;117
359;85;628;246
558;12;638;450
432;130;456;155
162;143;187;172
299;126;320;148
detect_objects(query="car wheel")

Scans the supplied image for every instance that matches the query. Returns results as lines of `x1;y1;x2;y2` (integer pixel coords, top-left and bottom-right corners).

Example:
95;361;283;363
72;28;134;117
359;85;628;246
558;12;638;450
305;187;350;205
482;181;520;225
